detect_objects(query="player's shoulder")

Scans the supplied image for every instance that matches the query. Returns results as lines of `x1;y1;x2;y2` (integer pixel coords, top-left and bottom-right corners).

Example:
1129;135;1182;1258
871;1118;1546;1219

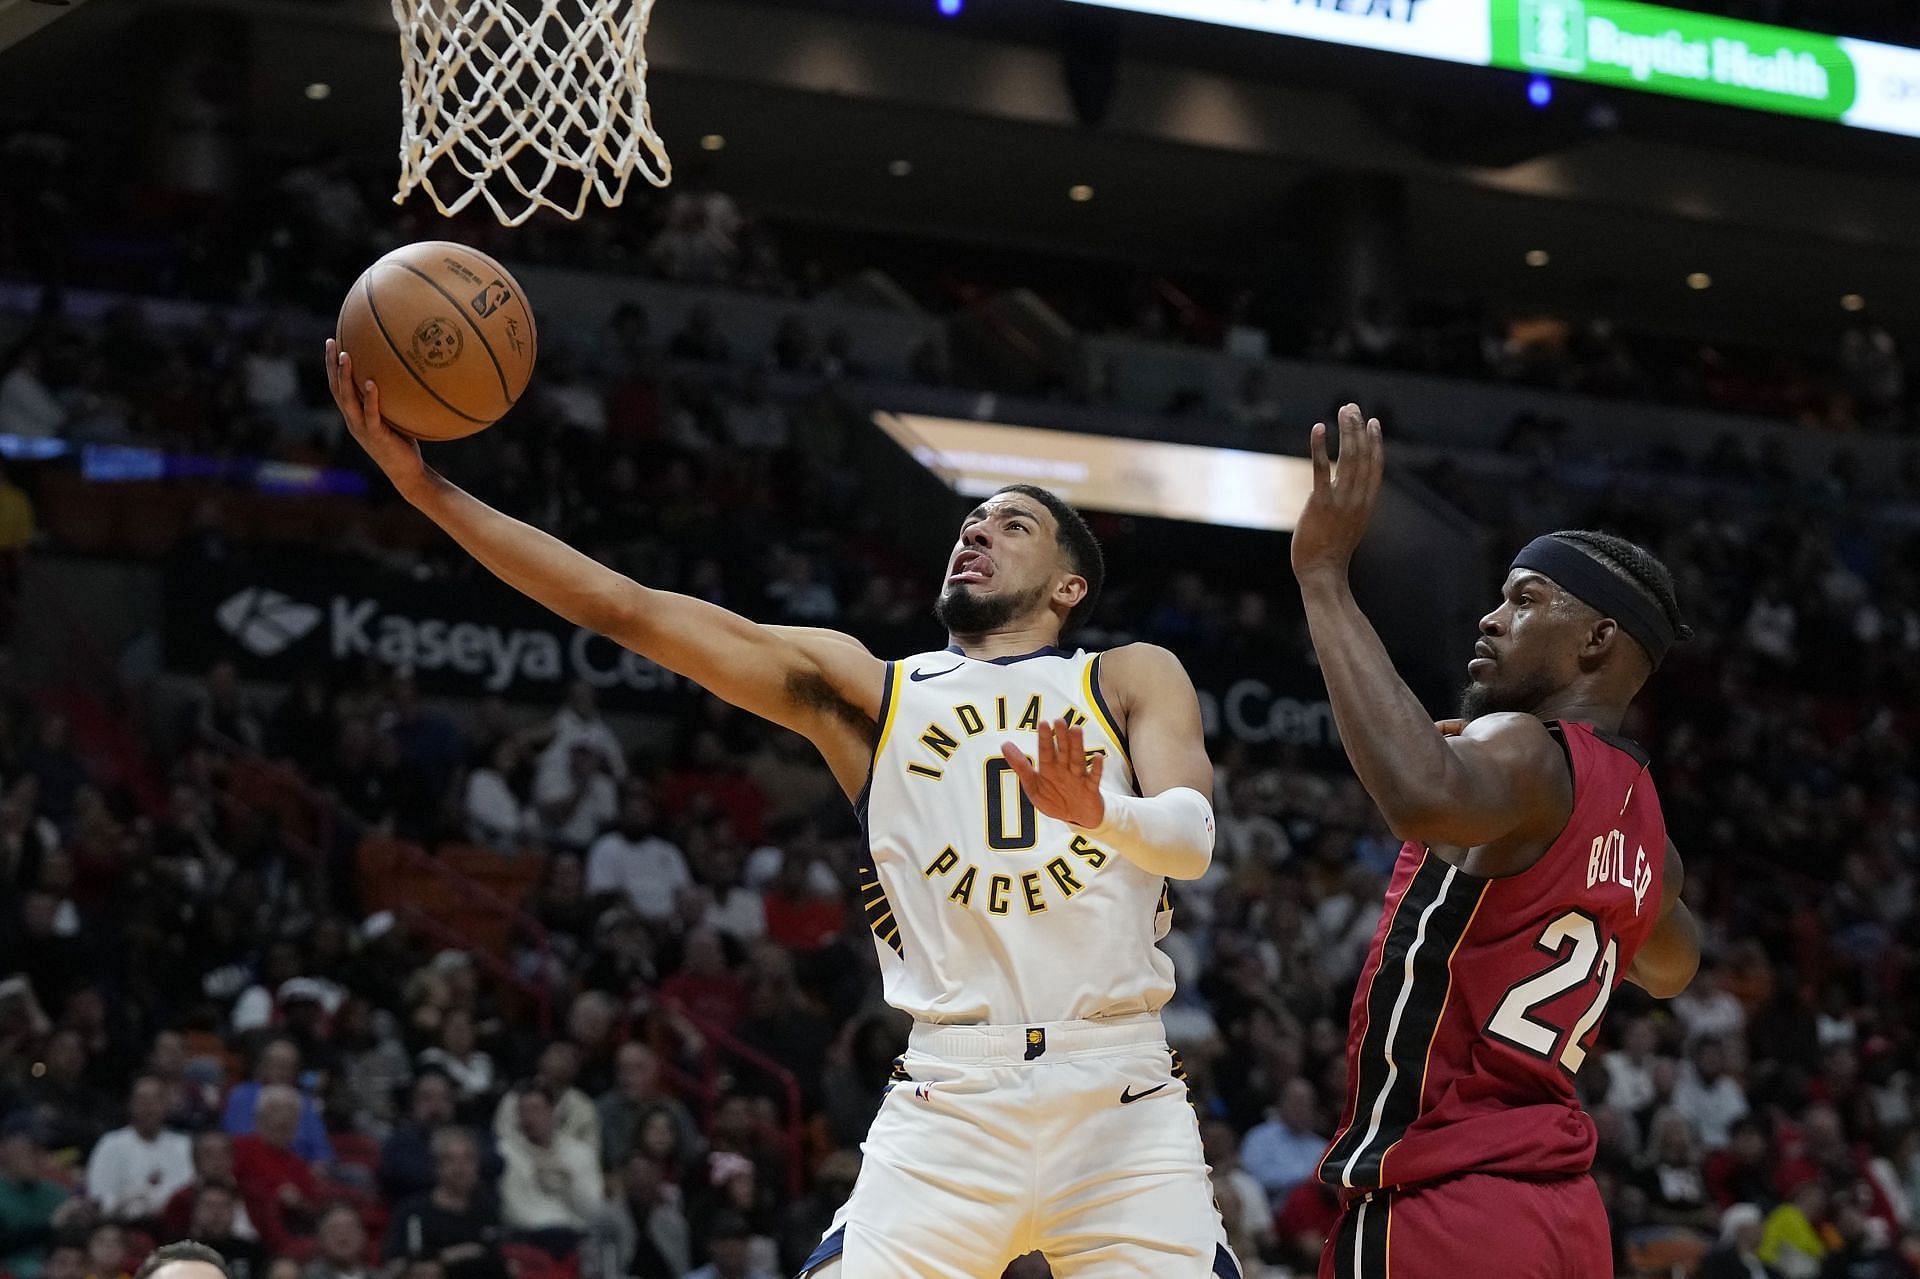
1093;641;1195;686
1453;712;1571;782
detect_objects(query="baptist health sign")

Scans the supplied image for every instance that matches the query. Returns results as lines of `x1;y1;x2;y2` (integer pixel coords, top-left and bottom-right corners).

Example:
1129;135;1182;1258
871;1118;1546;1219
1065;0;1920;139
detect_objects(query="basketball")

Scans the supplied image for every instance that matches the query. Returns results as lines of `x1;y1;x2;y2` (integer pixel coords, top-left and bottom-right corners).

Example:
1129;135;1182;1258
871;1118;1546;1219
334;241;537;441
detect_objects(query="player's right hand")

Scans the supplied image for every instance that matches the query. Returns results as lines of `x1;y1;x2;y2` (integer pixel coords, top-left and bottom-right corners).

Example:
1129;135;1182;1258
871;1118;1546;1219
325;339;427;495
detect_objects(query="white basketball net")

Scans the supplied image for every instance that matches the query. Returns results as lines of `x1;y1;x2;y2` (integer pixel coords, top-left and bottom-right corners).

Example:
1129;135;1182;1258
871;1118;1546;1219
391;0;672;227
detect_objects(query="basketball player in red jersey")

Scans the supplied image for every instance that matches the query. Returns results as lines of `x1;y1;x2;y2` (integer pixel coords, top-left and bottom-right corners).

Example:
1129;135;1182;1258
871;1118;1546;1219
1290;406;1703;1279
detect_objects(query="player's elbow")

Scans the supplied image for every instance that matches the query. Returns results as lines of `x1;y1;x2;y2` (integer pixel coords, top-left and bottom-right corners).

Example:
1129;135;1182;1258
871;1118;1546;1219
1629;954;1698;1000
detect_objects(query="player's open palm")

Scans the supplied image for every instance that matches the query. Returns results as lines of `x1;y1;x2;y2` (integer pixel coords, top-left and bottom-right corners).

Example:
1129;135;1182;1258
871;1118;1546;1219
1291;402;1384;583
1003;719;1107;829
325;339;428;495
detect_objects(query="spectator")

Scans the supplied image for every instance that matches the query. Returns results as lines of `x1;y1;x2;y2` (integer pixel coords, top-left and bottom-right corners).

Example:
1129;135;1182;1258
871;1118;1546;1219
222;1039;333;1165
776;1150;854;1277
1708;1118;1778;1210
685;1212;775;1279
1701;1202;1782;1279
1759;1180;1831;1279
177;1185;267;1279
44;1243;84;1279
534;683;626;795
531;740;620;852
381;1070;462;1205
1201;1119;1273;1268
759;851;842;952
84;1076;195;1224
585;787;690;924
231;1086;321;1254
0;345;66;438
416;1012;496;1116
159;1131;257;1242
1631;1109;1720;1256
462;740;530;853
301;1204;371;1279
598;1044;700;1172
1674;1037;1752;1152
0;1114;88;1279
498;1086;606;1255
609;1151;693;1279
1604;1018;1664;1116
188;661;262;752
493;1044;597;1154
1240;1079;1327;1207
383;1129;506;1279
659;928;748;1033
82;1223;129;1279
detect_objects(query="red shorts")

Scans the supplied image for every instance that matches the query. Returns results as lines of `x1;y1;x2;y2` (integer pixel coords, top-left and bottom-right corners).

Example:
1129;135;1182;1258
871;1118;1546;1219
1317;1173;1613;1279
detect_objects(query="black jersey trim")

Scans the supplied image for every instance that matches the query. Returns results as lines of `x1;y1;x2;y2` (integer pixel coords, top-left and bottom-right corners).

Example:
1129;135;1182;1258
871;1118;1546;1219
1319;853;1487;1190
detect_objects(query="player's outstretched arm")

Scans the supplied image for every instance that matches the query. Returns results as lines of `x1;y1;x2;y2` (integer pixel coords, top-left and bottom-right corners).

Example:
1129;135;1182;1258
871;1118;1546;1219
1626;839;1699;998
326;344;887;791
1290;405;1570;856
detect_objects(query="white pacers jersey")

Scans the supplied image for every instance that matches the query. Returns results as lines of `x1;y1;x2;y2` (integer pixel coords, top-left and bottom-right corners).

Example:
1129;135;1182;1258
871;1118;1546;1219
858;644;1176;1025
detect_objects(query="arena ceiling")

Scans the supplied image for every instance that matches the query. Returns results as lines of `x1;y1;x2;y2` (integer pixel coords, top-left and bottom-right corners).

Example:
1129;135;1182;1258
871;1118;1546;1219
4;0;1920;350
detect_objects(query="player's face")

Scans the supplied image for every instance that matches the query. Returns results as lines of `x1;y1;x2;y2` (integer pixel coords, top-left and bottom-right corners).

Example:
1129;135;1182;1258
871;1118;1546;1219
1459;570;1581;721
934;496;1072;636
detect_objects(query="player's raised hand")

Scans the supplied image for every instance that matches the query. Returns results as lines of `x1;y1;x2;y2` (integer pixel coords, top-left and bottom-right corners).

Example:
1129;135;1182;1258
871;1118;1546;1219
1002;718;1107;830
325;339;427;496
1290;402;1384;585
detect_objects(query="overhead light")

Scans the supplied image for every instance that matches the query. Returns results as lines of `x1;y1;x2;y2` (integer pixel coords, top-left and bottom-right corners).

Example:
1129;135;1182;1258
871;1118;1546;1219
304;83;331;101
1524;249;1550;268
700;133;726;152
1687;272;1713;291
1068;184;1095;202
1842;293;1866;312
888;159;913;177
1526;76;1553;109
937;0;962;14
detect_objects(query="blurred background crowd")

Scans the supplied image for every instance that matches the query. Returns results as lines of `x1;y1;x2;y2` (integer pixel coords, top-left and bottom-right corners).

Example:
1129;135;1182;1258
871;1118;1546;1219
2;0;1920;1276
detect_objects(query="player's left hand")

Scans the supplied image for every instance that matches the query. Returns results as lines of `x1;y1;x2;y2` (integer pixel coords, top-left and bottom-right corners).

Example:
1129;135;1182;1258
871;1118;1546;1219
1290;402;1384;584
1002;719;1107;829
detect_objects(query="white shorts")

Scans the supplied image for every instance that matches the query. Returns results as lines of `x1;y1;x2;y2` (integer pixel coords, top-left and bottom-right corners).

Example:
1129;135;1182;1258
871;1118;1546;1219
799;1014;1241;1279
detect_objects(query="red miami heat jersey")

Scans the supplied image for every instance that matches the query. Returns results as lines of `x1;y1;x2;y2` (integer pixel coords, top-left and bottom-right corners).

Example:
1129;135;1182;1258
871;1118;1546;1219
1319;720;1667;1194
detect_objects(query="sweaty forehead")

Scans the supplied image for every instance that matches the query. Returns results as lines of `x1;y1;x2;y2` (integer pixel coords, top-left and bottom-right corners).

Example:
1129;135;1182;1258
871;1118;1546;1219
1501;568;1563;598
963;495;1056;535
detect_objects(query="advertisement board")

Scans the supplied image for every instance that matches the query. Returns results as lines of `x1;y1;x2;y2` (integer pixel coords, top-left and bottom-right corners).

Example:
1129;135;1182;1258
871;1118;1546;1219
1065;0;1920;138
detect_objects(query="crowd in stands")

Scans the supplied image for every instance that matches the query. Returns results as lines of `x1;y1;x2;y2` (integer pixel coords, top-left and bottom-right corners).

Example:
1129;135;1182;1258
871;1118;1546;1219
0;261;1913;1279
4;117;1920;448
0;67;1918;1279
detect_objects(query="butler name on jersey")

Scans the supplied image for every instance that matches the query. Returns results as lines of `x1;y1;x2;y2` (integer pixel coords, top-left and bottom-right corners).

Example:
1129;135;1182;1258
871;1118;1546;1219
860;644;1177;1026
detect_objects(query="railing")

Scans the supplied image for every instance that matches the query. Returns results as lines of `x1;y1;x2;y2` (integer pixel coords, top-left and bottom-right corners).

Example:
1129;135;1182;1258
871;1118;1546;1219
201;727;557;1036
661;997;808;1199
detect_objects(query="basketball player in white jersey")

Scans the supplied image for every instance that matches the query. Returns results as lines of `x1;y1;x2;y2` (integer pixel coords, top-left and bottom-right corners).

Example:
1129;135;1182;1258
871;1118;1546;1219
326;345;1237;1277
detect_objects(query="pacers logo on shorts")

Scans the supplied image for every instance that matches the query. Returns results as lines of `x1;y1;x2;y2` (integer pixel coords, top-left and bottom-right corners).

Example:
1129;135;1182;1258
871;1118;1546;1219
1024;1028;1047;1061
411;317;464;369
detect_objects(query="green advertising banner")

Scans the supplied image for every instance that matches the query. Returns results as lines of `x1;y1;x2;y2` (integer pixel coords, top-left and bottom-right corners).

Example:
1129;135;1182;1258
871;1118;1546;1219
1067;0;1920;138
1489;0;1857;120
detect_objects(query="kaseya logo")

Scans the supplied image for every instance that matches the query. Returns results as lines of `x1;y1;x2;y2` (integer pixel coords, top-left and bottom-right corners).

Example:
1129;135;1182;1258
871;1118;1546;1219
209;582;679;698
216;588;323;658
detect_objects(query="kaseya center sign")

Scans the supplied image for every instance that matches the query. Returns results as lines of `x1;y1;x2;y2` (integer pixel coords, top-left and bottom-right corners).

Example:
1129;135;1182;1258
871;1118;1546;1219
1496;0;1855;120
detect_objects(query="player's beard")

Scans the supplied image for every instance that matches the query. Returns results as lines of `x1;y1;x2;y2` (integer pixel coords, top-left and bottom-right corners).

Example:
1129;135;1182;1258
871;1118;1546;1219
935;579;1049;637
1457;665;1560;723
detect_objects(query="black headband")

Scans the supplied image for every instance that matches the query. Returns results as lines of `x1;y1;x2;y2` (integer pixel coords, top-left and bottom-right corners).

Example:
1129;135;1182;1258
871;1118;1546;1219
1511;535;1678;668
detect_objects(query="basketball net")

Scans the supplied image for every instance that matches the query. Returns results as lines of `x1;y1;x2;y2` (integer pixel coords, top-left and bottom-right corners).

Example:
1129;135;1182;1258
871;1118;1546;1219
390;0;672;227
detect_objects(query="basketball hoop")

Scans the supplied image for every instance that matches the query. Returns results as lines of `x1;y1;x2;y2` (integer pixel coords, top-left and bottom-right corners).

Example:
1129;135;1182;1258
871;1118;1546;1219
390;0;672;227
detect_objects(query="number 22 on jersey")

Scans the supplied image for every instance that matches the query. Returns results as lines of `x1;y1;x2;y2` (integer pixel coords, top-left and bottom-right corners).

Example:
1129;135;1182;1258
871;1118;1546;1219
1485;910;1620;1075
